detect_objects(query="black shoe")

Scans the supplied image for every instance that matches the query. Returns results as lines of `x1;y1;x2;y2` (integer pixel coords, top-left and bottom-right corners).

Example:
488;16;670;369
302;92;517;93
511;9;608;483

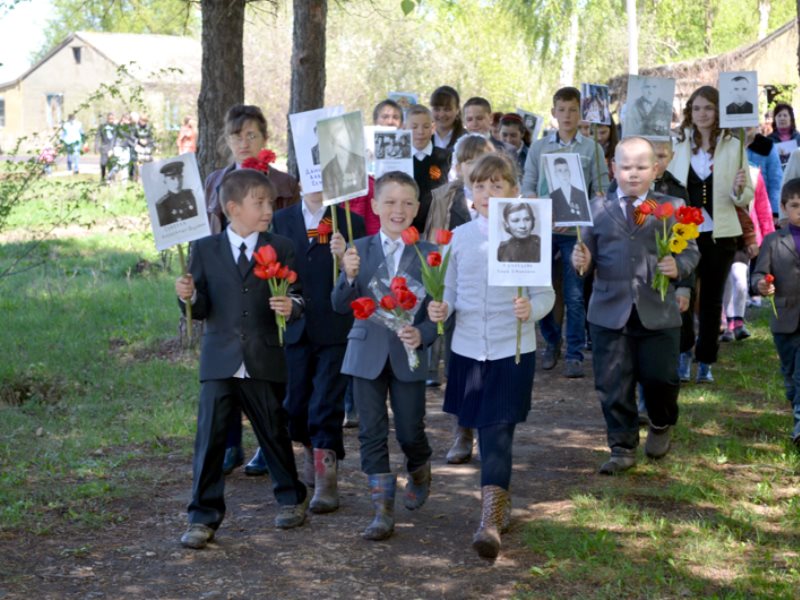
540;344;560;370
426;379;441;388
244;448;269;477
222;446;244;476
343;409;359;428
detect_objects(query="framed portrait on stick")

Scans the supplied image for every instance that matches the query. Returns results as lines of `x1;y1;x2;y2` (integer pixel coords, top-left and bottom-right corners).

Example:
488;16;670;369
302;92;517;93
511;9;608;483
289;105;345;194
718;71;759;129
488;197;552;287
580;83;611;125
318;111;369;206
542;153;593;227
623;76;675;140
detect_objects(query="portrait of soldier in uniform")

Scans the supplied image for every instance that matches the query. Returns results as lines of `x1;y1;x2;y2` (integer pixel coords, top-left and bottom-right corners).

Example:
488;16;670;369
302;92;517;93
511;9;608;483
156;161;198;226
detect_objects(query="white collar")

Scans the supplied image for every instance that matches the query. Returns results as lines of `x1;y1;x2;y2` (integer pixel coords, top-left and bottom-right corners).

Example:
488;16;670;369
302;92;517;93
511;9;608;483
414;141;433;159
302;198;326;220
615;188;647;207
227;226;259;251
548;131;583;146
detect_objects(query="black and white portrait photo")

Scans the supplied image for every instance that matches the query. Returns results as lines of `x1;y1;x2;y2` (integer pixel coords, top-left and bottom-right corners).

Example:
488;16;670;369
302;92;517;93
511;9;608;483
517;108;543;141
719;71;759;128
141;153;210;251
543;153;592;227
289;105;345;193
488;197;552;287
318;111;369;205
371;129;414;178
623;75;675;139
580;83;611;125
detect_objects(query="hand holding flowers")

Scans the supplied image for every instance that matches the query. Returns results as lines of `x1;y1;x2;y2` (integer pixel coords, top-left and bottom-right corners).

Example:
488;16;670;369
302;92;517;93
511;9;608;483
252;244;298;346
759;274;778;317
401;226;453;335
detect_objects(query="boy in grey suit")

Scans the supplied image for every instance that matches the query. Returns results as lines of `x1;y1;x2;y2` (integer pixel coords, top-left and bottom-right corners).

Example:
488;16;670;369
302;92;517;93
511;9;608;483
332;171;437;541
573;137;700;474
752;178;800;445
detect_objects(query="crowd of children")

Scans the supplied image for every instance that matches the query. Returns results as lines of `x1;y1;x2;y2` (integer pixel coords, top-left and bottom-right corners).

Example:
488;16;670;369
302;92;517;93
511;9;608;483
174;82;800;562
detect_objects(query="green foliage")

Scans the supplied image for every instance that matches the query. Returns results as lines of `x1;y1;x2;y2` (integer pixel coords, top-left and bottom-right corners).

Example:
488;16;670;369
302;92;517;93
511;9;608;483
36;0;199;60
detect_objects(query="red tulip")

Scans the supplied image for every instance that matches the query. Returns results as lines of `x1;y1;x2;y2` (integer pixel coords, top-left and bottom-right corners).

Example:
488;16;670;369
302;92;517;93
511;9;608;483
390;276;408;293
427;251;442;267
254;264;268;279
380;295;397;310
765;274;775;284
401;226;420;245
435;229;453;245
286;270;298;284
351;297;376;320
654;202;674;220
395;289;417;311
638;202;654;216
278;265;291;279
254;244;278;266
264;262;281;278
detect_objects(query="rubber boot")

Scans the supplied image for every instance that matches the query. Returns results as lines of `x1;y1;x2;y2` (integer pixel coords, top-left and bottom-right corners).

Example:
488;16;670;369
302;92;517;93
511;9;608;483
362;473;396;541
309;448;339;514
446;417;474;464
404;462;431;510
472;485;510;560
302;445;315;488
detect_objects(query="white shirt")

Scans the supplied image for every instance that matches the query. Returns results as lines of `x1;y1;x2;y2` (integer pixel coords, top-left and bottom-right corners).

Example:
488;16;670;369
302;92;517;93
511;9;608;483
615;188;646;215
301;199;326;238
227;226;259;378
433;130;452;149
414;141;433;162
689;143;715;232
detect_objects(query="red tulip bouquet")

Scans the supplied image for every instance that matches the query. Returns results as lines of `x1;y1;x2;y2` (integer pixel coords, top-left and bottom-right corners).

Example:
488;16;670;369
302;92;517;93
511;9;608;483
400;226;453;335
252;244;298;346
635;201;703;301
351;273;426;370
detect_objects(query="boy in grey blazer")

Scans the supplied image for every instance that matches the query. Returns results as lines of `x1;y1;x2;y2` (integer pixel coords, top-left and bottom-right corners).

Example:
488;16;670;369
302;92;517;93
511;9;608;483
573;137;699;474
332;171;438;541
751;178;800;445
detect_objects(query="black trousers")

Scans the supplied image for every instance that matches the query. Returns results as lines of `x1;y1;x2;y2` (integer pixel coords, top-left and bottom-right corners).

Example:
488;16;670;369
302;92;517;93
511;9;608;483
590;308;680;450
187;378;306;529
478;423;516;489
352;360;432;475
283;337;348;459
681;233;737;363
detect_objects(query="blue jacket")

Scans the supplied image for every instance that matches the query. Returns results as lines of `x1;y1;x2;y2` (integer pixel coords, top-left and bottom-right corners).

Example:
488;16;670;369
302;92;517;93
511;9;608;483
747;135;782;215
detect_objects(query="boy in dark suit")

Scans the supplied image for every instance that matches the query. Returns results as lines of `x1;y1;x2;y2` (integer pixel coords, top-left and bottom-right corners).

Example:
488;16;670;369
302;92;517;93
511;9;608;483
272;191;366;513
752;178;800;445
572;137;699;474
175;169;307;549
331;171;438;541
405;104;451;233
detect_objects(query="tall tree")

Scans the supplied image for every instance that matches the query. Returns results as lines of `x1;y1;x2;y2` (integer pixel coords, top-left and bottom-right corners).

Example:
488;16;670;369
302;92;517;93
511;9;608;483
196;0;246;180
286;0;327;178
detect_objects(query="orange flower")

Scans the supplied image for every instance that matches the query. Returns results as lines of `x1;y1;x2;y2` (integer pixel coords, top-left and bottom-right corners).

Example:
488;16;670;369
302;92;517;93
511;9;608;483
401;226;420;245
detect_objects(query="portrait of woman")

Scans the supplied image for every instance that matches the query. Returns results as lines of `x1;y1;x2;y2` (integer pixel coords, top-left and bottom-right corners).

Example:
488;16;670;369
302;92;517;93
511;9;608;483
497;202;541;263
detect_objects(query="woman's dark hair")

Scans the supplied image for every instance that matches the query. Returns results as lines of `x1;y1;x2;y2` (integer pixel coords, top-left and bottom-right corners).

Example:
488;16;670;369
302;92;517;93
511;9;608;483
429;85;466;140
678;86;727;156
500;113;530;146
372;99;403;125
218;104;268;160
773;102;797;134
599;115;619;163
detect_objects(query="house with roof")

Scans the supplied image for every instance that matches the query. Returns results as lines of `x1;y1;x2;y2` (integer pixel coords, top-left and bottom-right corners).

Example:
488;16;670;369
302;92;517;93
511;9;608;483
0;31;201;152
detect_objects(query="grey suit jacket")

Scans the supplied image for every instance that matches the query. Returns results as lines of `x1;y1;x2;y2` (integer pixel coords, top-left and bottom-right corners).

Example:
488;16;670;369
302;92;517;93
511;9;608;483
580;192;699;330
751;227;800;334
331;234;438;382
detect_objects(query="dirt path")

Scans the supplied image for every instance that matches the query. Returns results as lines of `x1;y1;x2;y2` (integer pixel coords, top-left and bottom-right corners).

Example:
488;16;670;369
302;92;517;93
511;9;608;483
1;364;607;599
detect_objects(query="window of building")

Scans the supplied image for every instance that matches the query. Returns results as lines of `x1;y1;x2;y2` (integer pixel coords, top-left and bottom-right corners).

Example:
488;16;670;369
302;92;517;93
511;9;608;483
72;46;82;64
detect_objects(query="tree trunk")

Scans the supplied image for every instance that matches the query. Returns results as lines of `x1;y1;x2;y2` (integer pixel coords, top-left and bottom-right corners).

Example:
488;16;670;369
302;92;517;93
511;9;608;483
758;0;771;40
558;11;579;87
197;0;246;181
286;0;328;179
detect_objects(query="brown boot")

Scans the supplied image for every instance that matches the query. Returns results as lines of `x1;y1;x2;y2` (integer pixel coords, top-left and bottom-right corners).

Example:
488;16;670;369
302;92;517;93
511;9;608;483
472;485;510;560
302;445;315;488
309;448;339;514
446;417;474;464
404;462;431;510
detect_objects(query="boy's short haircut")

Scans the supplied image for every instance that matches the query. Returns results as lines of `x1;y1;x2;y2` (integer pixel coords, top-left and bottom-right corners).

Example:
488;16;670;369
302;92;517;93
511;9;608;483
781;177;800;204
375;170;420;201
454;134;495;164
405;104;432;119
614;136;656;164
372;99;403;124
468;153;517;187
220;169;276;217
552;87;581;106
732;75;749;84
554;157;568;167
500;113;526;134
463;97;492;114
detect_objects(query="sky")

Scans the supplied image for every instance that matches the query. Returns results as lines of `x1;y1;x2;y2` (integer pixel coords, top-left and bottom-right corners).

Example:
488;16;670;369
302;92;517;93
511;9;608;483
0;0;53;83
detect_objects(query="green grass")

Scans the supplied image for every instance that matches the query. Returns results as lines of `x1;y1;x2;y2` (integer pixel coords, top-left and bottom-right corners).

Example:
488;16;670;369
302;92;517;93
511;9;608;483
0;182;199;531
518;310;800;599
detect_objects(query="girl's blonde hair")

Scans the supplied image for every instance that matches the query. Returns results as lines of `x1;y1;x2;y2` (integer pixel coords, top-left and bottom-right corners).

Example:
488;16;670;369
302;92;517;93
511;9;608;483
468;152;518;187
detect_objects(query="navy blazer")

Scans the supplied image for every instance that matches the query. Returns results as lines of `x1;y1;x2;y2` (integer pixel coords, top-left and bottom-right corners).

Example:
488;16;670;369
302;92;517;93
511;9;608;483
580;192;699;331
273;203;366;346
331;234;438;382
183;231;300;382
